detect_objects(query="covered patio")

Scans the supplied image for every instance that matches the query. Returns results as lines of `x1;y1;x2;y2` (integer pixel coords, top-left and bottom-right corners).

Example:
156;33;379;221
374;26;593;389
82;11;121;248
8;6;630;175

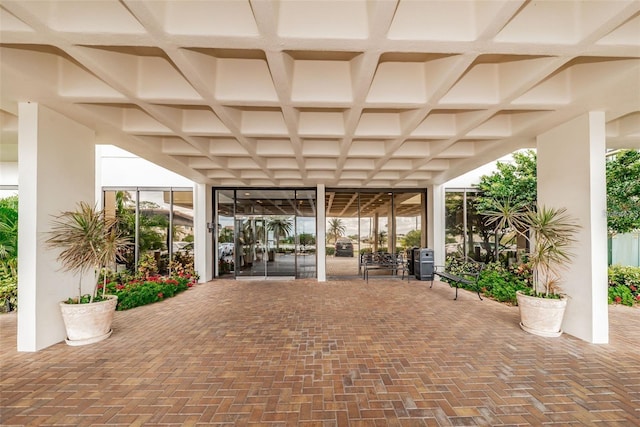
1;280;638;425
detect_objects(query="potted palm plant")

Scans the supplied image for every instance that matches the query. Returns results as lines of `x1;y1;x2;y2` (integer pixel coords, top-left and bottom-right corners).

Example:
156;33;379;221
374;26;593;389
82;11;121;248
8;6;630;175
45;202;130;346
483;200;580;337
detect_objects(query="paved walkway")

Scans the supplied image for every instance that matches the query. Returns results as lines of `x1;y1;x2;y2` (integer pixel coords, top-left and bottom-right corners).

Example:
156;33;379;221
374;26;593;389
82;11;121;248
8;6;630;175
1;279;639;426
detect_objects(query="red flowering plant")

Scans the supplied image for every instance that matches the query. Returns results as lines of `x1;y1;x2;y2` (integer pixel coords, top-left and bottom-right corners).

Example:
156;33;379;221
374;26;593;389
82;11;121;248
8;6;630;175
608;265;640;306
102;274;193;310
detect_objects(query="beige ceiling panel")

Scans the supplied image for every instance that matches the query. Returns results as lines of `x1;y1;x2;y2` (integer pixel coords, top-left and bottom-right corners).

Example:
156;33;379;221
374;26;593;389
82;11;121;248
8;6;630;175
241;110;288;136
348;140;385;157
228;157;260;169
367;180;391;187
47;0;145;33
216;59;278;102
381;159;412;171
138;57;202;101
305;158;337;170
340;171;367;180
74;46;139;93
597;14;640;46
278;180;305;186
241;170;269;179
0;8;34;32
188;157;218;169
495;0;633;44
374;171;400;180
274;170;302;179
123;108;172;133
412;112;457;137
59;59;124;99
438;141;476;159
220;179;246;186
182;109;230;134
440;64;500;104
298;112;345;136
302;140;341;157
418;159;450;171
335;180;363;187
512;72;571;105
467;114;512;138
606;112;640;138
266;158;299;169
393;140;432;158
210;139;248;157
161;0;258;36
206;170;236;179
291;60;353;103
277;0;369;39
367;62;427;103
355;113;402;137
405;171;433;180
343;158;375;170
388;0;482;41
161;138;201;156
256;139;296;157
307;170;335;180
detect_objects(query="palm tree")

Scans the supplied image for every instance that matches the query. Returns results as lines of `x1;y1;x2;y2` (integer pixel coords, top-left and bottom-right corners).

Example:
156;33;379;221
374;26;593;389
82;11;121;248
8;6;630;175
267;217;293;251
327;218;346;244
45;202;130;302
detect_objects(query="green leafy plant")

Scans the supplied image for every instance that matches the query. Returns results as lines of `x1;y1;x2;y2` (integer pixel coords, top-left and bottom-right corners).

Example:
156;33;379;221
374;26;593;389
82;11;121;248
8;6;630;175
482;201;580;297
45;202;130;303
477;262;531;305
608;265;640;306
104;275;193;310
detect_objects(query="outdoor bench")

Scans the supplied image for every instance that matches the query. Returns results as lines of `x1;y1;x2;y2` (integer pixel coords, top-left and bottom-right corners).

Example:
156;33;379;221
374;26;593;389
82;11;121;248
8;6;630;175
432;259;484;300
362;252;409;283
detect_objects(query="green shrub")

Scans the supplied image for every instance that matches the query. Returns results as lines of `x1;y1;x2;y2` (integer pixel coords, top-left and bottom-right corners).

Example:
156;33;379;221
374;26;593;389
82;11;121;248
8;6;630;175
443;257;532;304
0;259;17;312
326;247;335;256
477;262;531;305
104;275;194;311
608;265;640;306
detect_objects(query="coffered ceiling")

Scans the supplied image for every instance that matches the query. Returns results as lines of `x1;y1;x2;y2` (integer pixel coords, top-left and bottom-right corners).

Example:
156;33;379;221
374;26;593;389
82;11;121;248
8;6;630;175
1;0;639;188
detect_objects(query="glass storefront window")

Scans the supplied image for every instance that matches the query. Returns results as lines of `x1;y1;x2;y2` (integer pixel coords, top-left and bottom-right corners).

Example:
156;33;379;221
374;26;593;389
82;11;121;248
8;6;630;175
103;188;193;275
326;189;426;278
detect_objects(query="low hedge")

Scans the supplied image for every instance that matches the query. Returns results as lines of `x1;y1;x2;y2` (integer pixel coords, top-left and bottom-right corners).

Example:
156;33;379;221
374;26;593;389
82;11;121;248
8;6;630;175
103;274;195;311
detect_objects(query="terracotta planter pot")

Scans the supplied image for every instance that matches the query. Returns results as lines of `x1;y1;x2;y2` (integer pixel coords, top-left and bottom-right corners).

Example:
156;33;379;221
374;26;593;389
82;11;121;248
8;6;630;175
59;295;118;346
516;291;567;338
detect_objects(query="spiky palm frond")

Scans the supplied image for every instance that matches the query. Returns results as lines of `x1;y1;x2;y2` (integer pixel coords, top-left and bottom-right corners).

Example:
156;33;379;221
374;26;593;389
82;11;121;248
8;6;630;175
45;202;131;302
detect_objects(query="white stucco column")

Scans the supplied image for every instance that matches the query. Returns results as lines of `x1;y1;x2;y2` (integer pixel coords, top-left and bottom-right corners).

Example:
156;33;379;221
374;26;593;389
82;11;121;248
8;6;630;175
17;103;95;351
194;183;213;282
537;112;608;344
427;185;445;266
316;184;326;282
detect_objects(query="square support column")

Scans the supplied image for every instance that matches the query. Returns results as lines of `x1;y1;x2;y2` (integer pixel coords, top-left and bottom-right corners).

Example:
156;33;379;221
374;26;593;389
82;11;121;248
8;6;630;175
316;184;326;282
194;183;213;282
537;112;608;343
427;184;445;266
17;103;95;351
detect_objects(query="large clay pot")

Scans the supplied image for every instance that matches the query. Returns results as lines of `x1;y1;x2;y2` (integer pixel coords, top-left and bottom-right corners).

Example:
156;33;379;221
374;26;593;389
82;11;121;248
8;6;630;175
516;291;567;338
59;295;118;346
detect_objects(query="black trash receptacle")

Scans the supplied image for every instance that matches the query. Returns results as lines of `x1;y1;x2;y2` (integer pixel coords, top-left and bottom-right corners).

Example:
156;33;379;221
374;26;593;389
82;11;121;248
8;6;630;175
406;247;417;275
414;248;434;281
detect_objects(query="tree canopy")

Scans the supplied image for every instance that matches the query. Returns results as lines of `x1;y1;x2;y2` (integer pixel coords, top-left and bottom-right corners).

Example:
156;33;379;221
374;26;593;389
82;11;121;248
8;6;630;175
607;150;640;234
475;150;537;213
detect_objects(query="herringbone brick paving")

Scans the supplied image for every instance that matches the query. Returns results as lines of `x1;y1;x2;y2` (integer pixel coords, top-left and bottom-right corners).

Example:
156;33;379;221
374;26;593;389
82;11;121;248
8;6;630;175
1;279;639;426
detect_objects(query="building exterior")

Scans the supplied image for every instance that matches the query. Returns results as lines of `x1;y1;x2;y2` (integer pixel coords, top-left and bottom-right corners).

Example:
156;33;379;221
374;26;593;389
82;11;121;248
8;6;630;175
1;1;639;350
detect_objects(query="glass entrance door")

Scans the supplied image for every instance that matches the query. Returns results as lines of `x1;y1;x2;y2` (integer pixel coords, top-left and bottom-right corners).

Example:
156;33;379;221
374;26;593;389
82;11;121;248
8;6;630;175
216;189;317;279
235;214;296;278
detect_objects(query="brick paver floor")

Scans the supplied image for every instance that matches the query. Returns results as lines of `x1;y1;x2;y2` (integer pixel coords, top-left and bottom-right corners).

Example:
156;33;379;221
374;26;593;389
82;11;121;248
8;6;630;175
1;278;639;426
